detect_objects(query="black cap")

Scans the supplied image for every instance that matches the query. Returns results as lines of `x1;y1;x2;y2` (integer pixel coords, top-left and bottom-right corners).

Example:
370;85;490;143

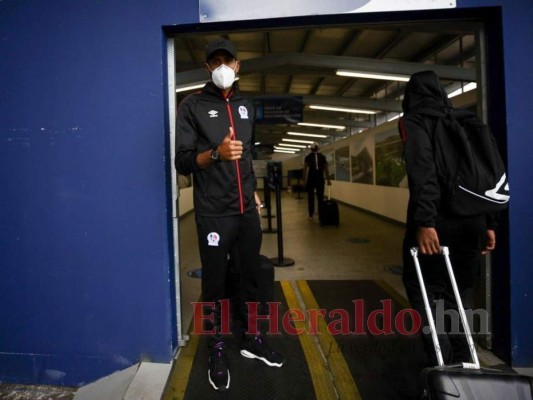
205;38;237;61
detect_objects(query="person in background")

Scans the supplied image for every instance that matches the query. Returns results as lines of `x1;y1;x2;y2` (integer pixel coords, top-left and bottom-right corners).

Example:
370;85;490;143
175;38;285;392
303;142;331;220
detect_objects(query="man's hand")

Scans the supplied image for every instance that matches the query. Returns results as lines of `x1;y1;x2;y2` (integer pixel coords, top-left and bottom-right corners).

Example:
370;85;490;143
482;229;496;255
254;191;262;214
416;227;440;255
218;127;243;161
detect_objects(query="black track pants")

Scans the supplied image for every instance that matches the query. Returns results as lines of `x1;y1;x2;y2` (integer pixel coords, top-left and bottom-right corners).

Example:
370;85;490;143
195;209;262;349
306;179;325;217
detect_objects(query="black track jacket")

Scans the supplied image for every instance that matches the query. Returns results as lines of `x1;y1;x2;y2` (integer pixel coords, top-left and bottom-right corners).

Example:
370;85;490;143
175;82;257;217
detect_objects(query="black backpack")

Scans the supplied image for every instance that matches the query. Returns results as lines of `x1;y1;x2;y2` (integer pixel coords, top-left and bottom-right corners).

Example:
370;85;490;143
418;108;510;216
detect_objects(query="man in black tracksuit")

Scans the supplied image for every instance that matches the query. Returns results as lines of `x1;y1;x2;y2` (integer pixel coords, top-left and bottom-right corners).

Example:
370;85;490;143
399;71;497;367
175;38;284;391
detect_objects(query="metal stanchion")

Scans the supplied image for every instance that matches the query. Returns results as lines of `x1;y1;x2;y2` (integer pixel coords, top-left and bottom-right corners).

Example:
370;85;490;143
262;177;277;233
270;182;295;267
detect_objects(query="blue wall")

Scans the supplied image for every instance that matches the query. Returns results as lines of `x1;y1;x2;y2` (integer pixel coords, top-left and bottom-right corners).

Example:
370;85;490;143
0;0;196;385
455;0;533;367
0;0;531;386
491;1;533;367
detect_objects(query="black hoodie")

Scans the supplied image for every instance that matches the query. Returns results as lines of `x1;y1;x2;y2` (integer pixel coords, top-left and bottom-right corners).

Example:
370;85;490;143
175;81;257;217
399;71;452;229
401;70;452;115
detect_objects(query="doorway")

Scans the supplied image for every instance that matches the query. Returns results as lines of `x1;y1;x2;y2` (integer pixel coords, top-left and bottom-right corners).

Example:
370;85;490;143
163;6;509;360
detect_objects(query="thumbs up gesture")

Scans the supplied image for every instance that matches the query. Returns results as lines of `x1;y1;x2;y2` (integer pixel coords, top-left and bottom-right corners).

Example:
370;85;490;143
218;127;243;161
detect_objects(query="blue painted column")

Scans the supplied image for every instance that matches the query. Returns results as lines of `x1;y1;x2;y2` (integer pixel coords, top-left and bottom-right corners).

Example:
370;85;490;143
0;0;197;385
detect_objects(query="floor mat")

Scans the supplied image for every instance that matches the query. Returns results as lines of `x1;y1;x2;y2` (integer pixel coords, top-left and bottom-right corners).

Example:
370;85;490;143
305;280;427;400
164;280;428;400
164;282;315;400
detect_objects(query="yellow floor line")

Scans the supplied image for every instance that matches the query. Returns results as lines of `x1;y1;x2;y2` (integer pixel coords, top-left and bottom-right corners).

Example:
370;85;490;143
161;333;199;400
280;280;338;400
296;280;363;400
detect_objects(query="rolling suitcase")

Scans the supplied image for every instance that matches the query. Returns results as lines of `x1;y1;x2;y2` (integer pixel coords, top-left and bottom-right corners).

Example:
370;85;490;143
319;186;339;226
411;247;533;400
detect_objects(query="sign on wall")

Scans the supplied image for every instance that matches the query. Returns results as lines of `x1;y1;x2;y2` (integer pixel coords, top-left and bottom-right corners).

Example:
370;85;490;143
374;129;407;188
350;136;374;185
335;146;350;182
200;0;455;23
254;97;303;124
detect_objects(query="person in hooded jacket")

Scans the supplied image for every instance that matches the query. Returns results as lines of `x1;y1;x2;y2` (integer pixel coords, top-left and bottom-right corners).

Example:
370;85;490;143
398;70;497;367
175;38;285;392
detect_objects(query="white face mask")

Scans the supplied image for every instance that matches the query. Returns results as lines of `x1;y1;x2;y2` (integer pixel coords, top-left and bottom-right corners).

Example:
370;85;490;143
210;64;236;89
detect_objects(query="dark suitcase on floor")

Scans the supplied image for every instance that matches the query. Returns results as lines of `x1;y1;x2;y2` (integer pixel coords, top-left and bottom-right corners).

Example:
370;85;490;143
422;367;533;399
319;187;339;226
411;247;533;400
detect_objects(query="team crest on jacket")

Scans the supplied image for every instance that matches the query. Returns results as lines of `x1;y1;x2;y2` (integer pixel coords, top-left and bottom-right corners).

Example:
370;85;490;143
207;232;220;246
238;106;248;119
208;110;218;118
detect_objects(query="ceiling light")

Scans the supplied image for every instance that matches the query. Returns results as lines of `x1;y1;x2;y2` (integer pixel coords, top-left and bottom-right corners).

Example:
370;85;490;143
448;82;477;98
274;146;298;151
175;81;207;93
277;143;307;148
297;122;345;130
274;148;297;154
336;70;410;82
282;138;315;144
175;77;240;93
287;132;328;138
310;105;377;115
387;113;403;122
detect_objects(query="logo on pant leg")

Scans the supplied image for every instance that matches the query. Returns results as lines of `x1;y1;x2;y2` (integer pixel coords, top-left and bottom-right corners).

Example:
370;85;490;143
207;232;220;246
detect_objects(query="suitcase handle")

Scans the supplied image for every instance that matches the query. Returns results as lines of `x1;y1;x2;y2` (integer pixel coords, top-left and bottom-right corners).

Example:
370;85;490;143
410;246;480;369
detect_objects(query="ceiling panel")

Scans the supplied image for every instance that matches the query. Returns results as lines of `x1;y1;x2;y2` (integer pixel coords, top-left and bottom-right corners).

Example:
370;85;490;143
173;19;479;158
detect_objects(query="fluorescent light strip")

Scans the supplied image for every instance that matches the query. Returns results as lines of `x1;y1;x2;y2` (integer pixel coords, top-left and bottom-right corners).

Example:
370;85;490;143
336;69;410;82
387;113;403;122
287;132;328;138
282;138;315;144
448;82;477;98
274;148;297;154
310;105;377;115
277;143;307;148
175;82;206;93
297;122;345;130
176;77;240;93
274;146;298;151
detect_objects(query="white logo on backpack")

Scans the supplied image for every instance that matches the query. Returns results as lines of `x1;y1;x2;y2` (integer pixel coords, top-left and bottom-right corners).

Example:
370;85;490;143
484;173;510;203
